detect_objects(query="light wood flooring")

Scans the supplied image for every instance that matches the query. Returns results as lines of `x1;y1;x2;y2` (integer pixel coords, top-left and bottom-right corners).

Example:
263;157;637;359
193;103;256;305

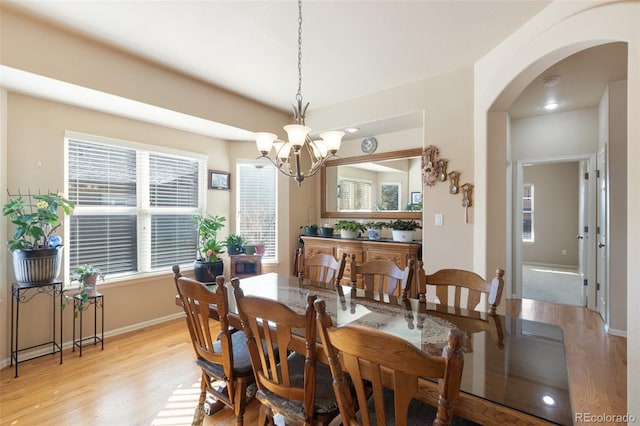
0;298;626;425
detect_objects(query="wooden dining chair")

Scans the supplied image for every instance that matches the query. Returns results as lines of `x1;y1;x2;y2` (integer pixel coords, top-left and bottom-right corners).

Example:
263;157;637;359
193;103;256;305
176;275;255;426
350;255;414;299
314;298;467;426
420;266;505;314
232;280;339;426
299;252;348;290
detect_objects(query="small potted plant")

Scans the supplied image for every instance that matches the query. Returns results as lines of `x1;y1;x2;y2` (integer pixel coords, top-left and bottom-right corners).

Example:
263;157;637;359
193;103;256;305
300;224;318;236
193;213;226;282
387;219;422;242
224;233;247;255
70;263;105;312
335;220;365;239
364;221;387;240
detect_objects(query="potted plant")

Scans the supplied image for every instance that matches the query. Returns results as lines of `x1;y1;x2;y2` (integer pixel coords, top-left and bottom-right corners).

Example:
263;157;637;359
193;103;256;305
387;219;422;242
193;214;226;282
300;224;318;236
364;221;387;240
224;233;247;255
3;192;74;283
335;220;365;239
69;264;105;312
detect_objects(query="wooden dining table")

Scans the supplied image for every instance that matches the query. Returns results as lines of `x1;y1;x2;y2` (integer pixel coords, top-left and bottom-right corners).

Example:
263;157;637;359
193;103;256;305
176;272;573;425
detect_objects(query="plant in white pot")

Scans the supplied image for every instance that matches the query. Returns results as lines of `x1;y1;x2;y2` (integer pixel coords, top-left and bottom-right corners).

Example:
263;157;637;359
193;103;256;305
3;192;74;283
193;214;226;283
387;219;422;242
335;220;365;239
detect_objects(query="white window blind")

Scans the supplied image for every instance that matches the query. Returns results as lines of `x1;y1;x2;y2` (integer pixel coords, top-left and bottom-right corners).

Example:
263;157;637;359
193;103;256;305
236;163;277;261
67;137;203;277
338;179;372;211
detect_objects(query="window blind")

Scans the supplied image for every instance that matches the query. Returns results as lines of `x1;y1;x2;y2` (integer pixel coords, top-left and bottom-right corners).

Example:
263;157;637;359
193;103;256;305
67;138;203;277
237;164;277;260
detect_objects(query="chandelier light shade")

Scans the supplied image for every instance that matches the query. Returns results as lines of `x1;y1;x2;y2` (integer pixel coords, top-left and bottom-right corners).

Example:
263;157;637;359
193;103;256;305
255;0;344;185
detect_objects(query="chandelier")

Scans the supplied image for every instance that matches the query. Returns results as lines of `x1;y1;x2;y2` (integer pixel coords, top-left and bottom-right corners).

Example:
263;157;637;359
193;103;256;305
255;0;344;186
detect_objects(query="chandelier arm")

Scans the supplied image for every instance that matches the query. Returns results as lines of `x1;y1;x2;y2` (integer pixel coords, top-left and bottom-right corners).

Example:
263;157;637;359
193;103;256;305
256;154;297;178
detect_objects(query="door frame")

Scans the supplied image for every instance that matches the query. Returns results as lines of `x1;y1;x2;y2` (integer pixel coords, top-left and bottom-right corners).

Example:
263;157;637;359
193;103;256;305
512;154;597;309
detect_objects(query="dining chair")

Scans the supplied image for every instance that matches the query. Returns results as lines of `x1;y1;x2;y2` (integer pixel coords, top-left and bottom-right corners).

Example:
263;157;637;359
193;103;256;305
420;266;505;314
314;298;467;426
350;255;414;299
175;274;255;426
299;252;348;290
232;280;339;426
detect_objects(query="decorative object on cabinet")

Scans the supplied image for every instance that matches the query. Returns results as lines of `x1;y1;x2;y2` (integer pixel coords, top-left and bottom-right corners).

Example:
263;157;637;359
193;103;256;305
193;213;226;282
387;219;422;242
208;170;230;190
319;226;334;236
448;171;460;194
3;191;74;283
335;220;365;239
364;221;386;241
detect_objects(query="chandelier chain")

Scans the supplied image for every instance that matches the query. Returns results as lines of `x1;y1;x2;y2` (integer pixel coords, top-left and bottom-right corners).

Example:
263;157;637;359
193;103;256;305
296;0;303;102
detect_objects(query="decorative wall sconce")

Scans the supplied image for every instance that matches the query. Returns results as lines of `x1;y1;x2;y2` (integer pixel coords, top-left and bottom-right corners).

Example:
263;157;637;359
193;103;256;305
437;160;448;182
448;171;460;194
461;183;473;223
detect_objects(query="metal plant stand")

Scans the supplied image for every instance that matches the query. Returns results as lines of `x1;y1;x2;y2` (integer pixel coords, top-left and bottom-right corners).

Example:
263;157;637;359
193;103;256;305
72;292;104;356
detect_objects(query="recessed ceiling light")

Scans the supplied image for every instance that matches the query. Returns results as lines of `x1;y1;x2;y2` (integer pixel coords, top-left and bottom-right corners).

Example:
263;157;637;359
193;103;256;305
543;76;560;87
543;102;559;111
542;395;555;405
344;127;359;133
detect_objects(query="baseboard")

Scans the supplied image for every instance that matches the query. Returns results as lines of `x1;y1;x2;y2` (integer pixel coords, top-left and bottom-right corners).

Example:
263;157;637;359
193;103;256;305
523;262;579;270
604;323;627;338
0;312;184;370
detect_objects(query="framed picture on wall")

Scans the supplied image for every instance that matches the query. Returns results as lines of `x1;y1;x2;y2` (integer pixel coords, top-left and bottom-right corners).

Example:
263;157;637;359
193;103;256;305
411;191;422;204
209;170;230;190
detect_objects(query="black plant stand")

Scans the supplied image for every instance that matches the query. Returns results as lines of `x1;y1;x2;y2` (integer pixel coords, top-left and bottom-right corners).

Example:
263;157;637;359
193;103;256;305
72;292;104;357
10;280;64;378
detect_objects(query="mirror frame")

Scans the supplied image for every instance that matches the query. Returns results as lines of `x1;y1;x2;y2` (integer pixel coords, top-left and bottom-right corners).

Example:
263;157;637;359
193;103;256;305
321;148;423;219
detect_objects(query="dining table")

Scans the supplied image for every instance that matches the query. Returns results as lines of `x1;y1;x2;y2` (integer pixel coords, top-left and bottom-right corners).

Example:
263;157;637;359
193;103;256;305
176;272;573;425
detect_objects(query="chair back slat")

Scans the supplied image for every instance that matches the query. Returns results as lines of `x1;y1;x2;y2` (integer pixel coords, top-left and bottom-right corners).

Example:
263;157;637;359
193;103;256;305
351;257;414;301
425;268;505;314
315;298;464;426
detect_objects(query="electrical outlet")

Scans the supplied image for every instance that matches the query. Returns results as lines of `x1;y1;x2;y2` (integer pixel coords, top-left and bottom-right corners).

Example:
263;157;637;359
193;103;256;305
435;213;443;226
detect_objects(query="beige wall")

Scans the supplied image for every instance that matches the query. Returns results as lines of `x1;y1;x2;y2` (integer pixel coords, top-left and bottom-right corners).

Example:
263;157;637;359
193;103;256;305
522;163;579;267
475;1;639;413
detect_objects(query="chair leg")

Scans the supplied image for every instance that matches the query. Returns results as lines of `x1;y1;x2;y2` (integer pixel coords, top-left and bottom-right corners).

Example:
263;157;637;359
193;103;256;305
233;381;249;426
258;405;275;426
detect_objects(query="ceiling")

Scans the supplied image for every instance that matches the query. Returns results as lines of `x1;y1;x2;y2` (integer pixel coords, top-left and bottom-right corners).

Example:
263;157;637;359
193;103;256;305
2;1;628;138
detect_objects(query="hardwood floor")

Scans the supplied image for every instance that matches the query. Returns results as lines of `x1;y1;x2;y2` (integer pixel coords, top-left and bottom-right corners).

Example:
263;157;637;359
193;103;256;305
1;298;626;425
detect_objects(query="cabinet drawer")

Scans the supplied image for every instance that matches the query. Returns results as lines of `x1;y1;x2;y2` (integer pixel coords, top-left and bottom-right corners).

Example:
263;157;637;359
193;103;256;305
336;248;362;285
365;250;407;269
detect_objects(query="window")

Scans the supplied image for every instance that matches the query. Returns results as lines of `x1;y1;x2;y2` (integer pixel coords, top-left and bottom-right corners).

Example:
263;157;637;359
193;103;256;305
236;163;277;261
522;184;534;242
66;133;205;278
338;179;372;211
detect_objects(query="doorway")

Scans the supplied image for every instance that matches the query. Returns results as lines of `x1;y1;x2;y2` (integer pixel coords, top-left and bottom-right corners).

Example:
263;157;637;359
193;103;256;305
515;157;596;307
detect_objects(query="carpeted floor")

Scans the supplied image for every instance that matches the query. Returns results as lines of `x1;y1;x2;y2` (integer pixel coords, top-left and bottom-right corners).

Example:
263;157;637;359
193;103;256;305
522;263;584;306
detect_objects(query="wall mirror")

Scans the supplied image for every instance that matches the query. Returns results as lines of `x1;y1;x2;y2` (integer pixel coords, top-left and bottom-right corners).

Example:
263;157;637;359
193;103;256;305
321;148;423;219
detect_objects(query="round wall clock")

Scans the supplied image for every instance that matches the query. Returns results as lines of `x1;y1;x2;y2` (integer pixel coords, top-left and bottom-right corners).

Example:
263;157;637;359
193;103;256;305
361;137;378;154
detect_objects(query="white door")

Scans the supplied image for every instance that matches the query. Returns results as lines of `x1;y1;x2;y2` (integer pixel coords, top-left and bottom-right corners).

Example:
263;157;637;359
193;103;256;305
596;147;608;320
577;161;588;306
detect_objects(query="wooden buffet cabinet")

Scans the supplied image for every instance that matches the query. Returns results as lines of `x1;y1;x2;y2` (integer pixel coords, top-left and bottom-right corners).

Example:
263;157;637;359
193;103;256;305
300;236;422;299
